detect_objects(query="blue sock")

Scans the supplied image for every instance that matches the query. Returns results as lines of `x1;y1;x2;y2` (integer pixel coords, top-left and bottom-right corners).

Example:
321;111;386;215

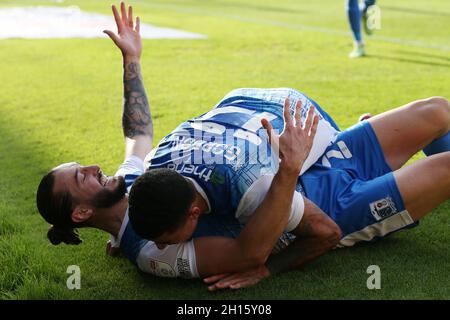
423;131;450;156
347;0;362;42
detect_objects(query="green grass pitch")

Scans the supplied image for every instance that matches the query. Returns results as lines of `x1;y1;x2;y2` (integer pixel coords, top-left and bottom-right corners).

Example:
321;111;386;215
0;0;448;299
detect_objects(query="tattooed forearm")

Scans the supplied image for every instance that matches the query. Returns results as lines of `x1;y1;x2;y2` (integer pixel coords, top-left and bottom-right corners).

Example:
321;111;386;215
122;61;153;138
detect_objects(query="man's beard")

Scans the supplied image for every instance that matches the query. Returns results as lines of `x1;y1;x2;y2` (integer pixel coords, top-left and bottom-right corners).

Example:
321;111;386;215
90;176;127;209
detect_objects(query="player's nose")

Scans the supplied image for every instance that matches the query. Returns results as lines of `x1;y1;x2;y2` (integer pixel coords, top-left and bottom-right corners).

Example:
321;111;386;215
80;165;101;175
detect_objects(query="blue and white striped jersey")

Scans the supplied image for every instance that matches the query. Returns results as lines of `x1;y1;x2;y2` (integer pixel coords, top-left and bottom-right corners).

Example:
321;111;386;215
109;89;340;279
148;88;339;231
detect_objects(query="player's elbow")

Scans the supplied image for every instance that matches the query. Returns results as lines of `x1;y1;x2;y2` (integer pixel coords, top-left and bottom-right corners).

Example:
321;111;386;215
245;250;269;267
240;247;270;268
317;220;342;249
255;251;270;266
235;237;272;268
328;224;342;248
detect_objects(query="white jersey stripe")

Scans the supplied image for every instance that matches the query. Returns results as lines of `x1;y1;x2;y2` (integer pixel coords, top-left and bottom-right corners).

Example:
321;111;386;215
338;210;414;247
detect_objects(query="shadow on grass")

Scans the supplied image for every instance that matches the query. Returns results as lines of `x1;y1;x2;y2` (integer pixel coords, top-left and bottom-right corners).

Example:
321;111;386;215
382;5;450;17
0;108;75;297
367;54;450;68
0;111;56;208
393;50;450;62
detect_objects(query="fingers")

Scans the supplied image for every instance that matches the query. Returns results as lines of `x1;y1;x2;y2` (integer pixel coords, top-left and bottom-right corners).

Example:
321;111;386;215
222;277;247;289
214;279;240;290
208;276;256;291
113;2;136;32
111;5;123;33
283;98;293;128
230;278;258;289
309;114;319;138
208;283;224;292
203;273;229;284
135;16;140;33
103;30;119;45
207;278;231;292
294;100;302;127
128;5;133;28
207;274;243;292
303;105;315;132
120;2;128;25
261;118;274;145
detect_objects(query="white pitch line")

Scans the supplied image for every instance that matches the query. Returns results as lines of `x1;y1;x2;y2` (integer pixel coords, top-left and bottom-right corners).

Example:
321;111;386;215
136;1;450;52
0;6;206;39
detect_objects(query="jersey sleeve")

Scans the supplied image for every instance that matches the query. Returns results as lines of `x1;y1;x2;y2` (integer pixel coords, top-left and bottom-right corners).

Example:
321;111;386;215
136;240;199;278
235;174;305;232
114;155;145;178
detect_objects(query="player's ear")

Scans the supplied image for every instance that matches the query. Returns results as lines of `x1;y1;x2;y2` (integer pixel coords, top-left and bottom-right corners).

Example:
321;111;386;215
188;206;201;220
71;205;94;223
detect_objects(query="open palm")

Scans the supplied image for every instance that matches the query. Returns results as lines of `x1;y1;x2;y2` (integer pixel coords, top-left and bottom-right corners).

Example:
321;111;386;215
104;2;142;59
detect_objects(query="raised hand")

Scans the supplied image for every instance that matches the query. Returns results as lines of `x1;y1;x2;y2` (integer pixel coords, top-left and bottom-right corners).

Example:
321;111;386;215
104;2;142;59
262;98;319;175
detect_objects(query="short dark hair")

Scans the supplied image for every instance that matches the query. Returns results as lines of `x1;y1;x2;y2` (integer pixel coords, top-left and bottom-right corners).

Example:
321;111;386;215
128;168;195;240
36;169;82;245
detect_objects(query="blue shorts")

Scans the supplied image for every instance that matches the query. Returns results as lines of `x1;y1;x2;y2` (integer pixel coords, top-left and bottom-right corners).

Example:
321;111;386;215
300;121;418;246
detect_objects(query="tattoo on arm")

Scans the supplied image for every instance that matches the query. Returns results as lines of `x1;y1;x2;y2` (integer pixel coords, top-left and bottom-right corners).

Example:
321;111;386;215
122;62;153;138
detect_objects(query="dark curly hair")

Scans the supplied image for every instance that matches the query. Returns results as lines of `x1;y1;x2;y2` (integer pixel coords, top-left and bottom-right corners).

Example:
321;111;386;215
128;168;196;240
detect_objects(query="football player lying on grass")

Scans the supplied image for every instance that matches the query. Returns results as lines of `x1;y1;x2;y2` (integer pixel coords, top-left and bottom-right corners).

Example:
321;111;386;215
130;87;449;285
36;2;450;283
35;2;340;279
129;85;450;284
